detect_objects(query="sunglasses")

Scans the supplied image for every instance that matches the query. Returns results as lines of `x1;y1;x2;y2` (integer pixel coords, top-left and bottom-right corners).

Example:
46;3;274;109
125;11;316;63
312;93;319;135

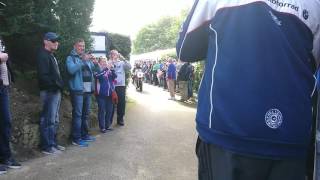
49;40;58;43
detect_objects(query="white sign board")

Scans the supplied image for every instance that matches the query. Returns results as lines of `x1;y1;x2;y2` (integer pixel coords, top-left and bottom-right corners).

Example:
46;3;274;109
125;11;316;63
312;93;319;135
92;35;106;52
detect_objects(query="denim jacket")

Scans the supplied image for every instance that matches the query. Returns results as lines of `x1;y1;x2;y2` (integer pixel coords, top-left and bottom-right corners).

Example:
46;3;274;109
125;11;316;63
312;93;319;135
65;50;98;93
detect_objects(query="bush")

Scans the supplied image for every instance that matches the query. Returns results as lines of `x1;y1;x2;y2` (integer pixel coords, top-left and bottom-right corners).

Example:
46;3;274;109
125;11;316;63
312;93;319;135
193;61;204;92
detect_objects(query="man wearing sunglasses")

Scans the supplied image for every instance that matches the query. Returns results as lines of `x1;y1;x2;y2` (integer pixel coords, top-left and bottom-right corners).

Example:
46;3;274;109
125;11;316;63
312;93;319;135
37;32;65;155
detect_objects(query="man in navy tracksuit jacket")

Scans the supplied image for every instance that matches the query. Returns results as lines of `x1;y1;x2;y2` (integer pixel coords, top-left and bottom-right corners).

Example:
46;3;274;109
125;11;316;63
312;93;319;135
177;0;320;179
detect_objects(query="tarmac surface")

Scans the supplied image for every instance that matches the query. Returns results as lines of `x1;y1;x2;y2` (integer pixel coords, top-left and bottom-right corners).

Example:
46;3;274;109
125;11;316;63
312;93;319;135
2;83;197;180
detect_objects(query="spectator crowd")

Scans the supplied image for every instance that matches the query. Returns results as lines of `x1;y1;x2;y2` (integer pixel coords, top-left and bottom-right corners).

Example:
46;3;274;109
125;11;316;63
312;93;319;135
132;58;195;102
0;32;132;175
0;32;196;176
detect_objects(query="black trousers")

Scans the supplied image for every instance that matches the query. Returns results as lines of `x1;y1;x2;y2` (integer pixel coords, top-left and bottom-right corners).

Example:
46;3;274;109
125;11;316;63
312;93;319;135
113;86;126;123
196;137;306;180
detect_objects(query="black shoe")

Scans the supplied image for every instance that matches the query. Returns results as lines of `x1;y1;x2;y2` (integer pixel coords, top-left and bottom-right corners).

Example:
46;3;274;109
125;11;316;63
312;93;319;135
117;117;124;126
117;122;124;126
2;158;21;169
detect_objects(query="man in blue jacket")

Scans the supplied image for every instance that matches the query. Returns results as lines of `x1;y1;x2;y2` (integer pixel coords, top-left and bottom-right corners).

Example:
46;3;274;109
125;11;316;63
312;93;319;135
177;0;320;180
167;58;176;100
66;39;98;147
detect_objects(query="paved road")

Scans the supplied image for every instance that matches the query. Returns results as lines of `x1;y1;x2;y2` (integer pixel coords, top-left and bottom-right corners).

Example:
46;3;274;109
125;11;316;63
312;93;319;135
2;83;198;180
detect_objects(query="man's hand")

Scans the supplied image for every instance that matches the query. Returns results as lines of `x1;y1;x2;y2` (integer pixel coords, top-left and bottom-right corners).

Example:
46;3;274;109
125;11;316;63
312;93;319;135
112;91;118;104
89;54;98;64
0;52;8;62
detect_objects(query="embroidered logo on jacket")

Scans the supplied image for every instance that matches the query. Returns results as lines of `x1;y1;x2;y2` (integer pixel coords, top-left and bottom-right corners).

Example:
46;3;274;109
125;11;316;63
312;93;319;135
265;109;283;129
303;9;309;20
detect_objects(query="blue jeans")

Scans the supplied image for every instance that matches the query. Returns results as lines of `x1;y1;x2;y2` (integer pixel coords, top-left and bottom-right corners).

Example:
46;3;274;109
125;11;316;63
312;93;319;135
0;86;12;160
70;92;91;142
96;95;113;130
39;90;61;151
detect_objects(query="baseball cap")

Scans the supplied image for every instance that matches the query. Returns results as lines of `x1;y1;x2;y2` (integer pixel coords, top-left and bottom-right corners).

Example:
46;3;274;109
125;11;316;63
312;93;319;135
44;32;59;41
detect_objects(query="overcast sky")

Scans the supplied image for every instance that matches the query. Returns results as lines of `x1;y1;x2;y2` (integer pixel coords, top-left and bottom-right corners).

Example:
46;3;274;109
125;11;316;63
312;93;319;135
90;0;194;39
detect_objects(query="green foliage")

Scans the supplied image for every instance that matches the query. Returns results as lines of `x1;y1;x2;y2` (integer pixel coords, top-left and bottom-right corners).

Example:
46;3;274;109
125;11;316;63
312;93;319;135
133;16;178;54
125;71;131;86
159;50;177;60
54;0;94;64
0;0;56;69
107;33;131;59
133;9;189;54
0;2;5;15
0;0;94;71
193;61;204;92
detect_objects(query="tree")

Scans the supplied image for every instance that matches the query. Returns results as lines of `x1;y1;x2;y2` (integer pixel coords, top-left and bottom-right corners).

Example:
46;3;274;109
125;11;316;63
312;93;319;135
0;0;94;71
133;9;189;54
54;0;94;64
107;33;131;59
193;62;204;92
0;0;56;70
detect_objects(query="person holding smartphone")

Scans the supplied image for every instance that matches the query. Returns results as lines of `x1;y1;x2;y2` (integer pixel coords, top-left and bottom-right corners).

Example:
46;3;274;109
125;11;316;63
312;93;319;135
66;39;99;147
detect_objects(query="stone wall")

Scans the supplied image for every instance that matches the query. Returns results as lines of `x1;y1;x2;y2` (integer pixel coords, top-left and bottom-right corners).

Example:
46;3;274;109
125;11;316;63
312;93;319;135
9;82;99;160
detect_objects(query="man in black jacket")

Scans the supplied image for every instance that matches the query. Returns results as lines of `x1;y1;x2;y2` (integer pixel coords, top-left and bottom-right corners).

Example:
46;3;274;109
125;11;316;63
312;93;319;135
37;32;65;155
177;62;192;102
